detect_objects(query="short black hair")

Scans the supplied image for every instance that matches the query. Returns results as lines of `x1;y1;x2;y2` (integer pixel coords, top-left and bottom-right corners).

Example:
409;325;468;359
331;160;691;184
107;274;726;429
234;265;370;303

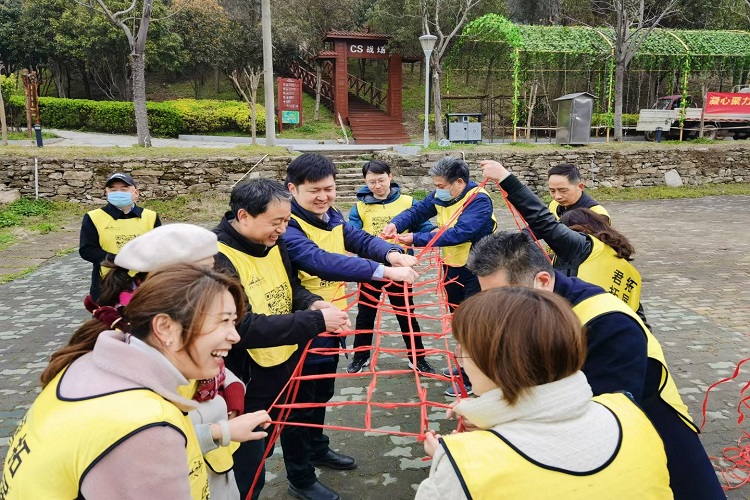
547;164;581;183
362;160;391;177
428;156;470;183
230;177;292;217
285;153;338;186
467;231;553;284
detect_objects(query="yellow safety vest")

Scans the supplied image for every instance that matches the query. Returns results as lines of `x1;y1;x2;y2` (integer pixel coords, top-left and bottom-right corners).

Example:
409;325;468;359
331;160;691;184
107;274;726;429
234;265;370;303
570;235;642;312
218;242;296;367
549;199;610;222
440;393;671;500
574;293;698;432
2;368;208;500
177;380;240;475
357;195;413;237
87;207;158;276
435;187;497;267
290;215;347;310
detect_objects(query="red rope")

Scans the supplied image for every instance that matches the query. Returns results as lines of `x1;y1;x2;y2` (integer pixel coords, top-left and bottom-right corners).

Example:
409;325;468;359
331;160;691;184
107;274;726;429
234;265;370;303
245;177;544;497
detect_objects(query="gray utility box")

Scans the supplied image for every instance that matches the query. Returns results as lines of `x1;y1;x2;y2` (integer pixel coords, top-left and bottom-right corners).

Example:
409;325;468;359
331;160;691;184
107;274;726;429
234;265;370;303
446;113;483;143
554;92;596;145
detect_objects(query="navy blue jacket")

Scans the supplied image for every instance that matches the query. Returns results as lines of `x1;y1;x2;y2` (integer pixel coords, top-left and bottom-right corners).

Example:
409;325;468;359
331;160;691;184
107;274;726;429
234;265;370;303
284;200;402;364
556;271;724;498
348;182;436;234
388;180;495;251
553;271;648;402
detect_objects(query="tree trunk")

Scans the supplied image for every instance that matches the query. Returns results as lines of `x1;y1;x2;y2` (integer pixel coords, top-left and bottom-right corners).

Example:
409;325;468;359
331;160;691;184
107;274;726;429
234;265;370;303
613;60;625;141
214;67;220;94
131;53;151;147
79;64;92;99
432;62;444;141
314;62;322;121
0;83;7;146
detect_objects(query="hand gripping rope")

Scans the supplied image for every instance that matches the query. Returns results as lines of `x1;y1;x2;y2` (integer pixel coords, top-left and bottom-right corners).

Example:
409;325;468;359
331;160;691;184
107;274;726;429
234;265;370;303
244;177;550;498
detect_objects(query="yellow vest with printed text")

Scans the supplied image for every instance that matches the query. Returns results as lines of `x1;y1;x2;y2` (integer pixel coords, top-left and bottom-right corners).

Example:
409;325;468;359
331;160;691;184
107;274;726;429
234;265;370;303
549;199;610;222
439;393;671;500
357;195;413;237
565;235;642;312
87;207;158;276
573;293;698;432
1;368;208;500
289;215;347;310
177;380;240;474
218;242;296;367
435;187;497;267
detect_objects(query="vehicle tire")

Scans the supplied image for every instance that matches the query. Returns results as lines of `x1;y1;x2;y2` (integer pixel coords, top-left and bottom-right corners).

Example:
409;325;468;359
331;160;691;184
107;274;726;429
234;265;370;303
644;131;655;142
702;125;717;140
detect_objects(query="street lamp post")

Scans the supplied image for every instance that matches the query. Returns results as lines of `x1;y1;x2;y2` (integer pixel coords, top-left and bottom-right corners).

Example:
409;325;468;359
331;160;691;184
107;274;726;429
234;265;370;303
419;34;437;148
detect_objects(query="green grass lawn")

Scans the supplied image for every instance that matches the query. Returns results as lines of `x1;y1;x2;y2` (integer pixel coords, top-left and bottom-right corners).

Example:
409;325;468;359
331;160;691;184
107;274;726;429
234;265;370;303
4;130;59;140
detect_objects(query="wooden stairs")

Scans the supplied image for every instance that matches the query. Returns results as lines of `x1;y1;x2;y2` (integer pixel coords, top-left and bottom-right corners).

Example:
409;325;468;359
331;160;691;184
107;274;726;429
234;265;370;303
347;95;410;145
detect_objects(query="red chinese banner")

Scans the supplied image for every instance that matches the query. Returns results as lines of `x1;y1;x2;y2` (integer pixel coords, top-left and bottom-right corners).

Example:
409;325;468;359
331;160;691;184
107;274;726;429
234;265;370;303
705;92;750;114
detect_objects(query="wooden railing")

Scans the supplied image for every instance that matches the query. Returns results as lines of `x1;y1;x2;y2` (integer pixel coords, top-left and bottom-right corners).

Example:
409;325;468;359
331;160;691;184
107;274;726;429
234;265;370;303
347;74;386;110
288;60;334;107
288;59;387;111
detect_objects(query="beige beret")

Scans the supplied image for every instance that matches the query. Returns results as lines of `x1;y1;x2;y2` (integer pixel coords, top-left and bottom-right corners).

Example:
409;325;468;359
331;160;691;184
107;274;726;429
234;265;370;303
114;223;219;273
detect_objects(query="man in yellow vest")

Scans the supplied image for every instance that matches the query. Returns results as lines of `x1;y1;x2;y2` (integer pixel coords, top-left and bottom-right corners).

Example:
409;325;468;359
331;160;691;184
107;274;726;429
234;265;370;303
213;178;351;500
465;231;724;500
79;172;160;301
382;156;497;396
283;153;419;500
347;160;437;375
547;163;610;222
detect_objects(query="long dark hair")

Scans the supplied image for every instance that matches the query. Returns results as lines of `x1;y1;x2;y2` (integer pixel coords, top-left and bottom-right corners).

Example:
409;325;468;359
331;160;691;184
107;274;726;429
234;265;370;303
560;208;635;260
41;264;245;387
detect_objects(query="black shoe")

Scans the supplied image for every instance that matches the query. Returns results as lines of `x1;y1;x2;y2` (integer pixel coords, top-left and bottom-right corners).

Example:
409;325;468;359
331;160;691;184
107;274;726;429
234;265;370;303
442;366;462;377
408;358;436;374
445;382;473;397
288;481;340;500
311;449;358;470
346;357;370;374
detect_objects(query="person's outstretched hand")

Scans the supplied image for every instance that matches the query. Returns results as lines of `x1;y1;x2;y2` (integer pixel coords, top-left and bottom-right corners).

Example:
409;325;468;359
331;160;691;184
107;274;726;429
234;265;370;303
479;160;511;182
227;410;272;442
423;430;443;458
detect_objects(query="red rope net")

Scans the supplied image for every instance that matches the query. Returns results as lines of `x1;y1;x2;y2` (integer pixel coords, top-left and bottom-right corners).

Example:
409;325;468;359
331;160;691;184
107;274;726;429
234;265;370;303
702;357;750;491
246;179;547;497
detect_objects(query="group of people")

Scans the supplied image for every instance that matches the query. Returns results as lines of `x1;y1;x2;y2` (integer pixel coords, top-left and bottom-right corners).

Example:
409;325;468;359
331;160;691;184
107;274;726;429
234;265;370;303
0;153;726;500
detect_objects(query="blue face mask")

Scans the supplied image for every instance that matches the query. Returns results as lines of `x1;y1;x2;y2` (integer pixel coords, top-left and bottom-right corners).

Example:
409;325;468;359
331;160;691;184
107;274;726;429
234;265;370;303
434;187;453;202
107;191;134;208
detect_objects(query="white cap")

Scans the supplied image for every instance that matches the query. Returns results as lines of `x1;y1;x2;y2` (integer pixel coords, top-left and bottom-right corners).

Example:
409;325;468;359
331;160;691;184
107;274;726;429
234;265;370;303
114;223;219;273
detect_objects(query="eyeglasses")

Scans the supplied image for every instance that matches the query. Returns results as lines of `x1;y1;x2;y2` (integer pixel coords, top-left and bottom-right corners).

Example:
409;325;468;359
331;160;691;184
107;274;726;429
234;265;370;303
453;343;468;360
365;179;389;186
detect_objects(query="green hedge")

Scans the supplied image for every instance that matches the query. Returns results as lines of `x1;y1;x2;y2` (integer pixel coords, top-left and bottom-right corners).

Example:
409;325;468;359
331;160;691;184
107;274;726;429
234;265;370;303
591;112;639;127
5;96;266;137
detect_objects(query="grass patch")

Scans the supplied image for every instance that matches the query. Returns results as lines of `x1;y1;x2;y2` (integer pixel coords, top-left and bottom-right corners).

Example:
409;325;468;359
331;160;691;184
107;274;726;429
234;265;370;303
0;198;55;228
590;183;750;201
0;265;39;284
5;131;59;140
0;144;292;160
141;192;229;223
0;233;16;251
277;94;351;140
411;190;429;200
29;222;57;234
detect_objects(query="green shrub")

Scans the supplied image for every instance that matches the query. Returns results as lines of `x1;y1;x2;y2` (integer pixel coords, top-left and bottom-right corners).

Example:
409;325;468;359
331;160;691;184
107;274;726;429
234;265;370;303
1;75;16;104
7;96;266;137
591;112;639;127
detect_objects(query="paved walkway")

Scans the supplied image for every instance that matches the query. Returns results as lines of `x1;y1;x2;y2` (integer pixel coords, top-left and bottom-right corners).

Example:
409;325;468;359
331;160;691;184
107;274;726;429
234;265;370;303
0;196;749;499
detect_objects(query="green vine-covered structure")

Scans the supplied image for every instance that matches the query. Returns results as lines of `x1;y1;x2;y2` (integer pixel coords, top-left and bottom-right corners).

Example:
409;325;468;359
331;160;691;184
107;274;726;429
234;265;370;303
452;14;750;137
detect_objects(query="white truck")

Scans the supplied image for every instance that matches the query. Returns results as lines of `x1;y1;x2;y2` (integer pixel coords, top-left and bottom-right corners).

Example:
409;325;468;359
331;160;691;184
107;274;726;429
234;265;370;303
636;88;750;141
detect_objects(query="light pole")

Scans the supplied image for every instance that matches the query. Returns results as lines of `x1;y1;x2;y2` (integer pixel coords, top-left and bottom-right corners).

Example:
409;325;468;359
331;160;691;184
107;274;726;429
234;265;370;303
419;34;437;148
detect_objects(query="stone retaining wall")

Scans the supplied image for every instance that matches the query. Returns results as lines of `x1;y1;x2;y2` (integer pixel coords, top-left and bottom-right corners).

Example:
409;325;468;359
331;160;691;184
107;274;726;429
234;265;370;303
1;145;748;203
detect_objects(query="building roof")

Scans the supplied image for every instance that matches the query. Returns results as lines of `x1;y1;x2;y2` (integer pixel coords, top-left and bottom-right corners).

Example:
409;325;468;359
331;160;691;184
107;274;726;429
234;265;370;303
324;30;390;41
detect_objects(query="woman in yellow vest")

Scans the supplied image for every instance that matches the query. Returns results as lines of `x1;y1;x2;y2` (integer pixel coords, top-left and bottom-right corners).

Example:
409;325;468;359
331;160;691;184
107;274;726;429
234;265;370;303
481;160;646;319
347;160;438;375
2;264;270;500
415;287;672;500
93;224;266;500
